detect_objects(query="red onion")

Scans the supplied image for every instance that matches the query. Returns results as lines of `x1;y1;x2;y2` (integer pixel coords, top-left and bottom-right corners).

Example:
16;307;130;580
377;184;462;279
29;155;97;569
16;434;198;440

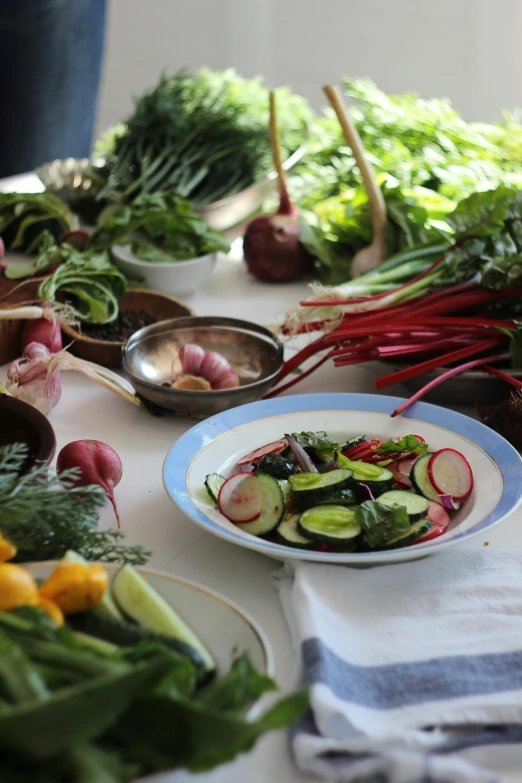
284;433;318;473
438;493;460;511
243;91;310;283
359;483;375;501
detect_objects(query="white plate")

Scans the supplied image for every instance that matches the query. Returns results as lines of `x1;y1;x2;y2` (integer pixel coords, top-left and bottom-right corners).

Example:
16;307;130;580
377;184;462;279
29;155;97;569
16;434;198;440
163;393;522;565
27;563;273;676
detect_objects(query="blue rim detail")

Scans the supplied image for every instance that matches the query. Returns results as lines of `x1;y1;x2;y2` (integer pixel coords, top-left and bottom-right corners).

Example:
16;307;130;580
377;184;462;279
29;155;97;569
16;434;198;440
163;393;522;560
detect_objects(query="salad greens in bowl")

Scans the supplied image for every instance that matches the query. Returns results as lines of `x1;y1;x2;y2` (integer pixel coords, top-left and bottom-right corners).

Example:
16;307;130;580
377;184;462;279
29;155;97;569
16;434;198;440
0;555;306;782
163;393;522;565
88;193;230;297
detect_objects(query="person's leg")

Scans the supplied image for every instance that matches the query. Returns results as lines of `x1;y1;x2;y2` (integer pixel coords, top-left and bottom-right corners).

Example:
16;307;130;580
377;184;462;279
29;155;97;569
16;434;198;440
0;0;107;177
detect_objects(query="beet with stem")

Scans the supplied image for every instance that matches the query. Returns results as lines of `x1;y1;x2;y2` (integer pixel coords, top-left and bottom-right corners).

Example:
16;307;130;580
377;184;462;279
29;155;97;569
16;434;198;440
57;440;123;527
242;91;310;283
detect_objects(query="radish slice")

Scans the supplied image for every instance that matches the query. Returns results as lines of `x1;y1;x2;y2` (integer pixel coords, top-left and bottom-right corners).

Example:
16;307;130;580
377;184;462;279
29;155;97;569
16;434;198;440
396;456;419;477
393;472;412;489
428;448;473;500
237;440;287;467
217;474;263;523
415;500;451;544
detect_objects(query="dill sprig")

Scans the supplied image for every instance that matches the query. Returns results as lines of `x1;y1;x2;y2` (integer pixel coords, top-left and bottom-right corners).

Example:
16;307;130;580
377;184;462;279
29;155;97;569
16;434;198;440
0;443;150;565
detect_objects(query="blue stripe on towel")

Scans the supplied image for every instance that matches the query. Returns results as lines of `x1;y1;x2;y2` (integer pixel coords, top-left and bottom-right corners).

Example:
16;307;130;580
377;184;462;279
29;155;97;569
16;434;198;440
303;637;522;709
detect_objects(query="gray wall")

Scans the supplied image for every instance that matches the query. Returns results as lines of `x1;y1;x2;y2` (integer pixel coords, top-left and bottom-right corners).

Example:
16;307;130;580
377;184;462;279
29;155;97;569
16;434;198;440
96;0;522;134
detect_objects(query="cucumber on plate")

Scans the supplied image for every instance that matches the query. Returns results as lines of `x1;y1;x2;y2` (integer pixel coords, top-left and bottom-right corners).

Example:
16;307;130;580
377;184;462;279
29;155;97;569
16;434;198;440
277;514;315;549
337;457;393;496
112;565;216;677
205;473;226;504
297;505;361;544
288;469;354;505
411;453;440;502
377;490;429;522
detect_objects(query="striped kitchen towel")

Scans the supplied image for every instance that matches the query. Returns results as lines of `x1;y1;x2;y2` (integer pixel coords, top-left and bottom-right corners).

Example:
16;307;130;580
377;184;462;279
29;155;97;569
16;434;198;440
273;550;522;782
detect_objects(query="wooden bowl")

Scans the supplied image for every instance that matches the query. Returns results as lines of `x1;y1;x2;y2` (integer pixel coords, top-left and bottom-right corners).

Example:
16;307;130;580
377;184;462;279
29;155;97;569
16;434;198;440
61;288;194;368
0;277;40;366
0;395;56;472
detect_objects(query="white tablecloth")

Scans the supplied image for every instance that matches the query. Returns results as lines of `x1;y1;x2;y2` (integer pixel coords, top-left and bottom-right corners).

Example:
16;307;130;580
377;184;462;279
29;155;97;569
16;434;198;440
2;173;522;783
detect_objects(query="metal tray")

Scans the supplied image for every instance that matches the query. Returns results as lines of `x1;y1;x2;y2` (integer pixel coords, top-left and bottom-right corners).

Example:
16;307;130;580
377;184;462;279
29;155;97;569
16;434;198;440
381;361;522;407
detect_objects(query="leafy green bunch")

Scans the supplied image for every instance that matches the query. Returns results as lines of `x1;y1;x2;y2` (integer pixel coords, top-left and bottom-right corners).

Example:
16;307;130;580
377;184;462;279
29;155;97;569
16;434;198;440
89;192;231;262
0;443;149;564
95;68;312;205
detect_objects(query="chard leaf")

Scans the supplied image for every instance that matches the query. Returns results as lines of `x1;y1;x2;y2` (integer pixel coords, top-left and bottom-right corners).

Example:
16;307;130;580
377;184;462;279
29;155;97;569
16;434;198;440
291;431;341;451
376;435;428;456
447;187;516;239
355;501;410;549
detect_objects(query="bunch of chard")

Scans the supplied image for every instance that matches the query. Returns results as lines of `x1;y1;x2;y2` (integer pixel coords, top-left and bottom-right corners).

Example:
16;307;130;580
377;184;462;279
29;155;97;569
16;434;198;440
269;187;522;413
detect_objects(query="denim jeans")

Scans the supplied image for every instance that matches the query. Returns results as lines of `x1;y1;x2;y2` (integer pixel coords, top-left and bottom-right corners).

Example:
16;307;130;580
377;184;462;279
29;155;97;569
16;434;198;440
0;0;107;177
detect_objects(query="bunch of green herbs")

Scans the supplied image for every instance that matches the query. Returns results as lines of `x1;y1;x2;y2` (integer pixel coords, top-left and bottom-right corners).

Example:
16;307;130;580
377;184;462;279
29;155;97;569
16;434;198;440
95;68;312;205
0;443;149;565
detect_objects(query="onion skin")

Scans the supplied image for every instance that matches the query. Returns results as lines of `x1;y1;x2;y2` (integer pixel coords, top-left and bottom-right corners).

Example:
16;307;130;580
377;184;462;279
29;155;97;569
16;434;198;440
243;214;311;283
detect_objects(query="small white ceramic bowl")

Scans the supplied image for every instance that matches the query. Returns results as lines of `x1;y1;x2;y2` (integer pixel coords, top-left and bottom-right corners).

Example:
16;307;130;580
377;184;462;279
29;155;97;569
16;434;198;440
111;244;217;298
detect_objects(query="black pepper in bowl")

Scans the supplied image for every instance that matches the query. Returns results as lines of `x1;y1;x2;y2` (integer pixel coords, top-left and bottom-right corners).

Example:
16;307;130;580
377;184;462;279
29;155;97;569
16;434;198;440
82;309;157;342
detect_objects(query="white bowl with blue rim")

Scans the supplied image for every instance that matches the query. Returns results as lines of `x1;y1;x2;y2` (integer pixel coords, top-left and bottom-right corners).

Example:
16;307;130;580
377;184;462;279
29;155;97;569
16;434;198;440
163;393;522;565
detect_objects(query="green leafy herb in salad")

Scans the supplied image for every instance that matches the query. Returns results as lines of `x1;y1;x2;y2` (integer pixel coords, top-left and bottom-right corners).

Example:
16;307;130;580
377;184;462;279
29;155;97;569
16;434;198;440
37;245;127;324
292;431;341;451
0;443;149;565
95;68;311;205
0;192;76;253
356;500;412;549
88;193;230;262
376;435;428;456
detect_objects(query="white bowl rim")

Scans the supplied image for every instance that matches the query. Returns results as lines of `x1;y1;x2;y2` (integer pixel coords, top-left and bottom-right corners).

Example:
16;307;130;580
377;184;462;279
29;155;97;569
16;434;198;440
111;244;217;269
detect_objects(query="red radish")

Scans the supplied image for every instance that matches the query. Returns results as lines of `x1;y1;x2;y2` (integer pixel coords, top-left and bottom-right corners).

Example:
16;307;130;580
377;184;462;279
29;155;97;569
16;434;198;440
237;440;287;467
343;439;380;460
57;440;123;528
428;448;473;500
0;236;4;260
392;455;418;488
415;500;450;544
242;91;310;283
218;474;262;523
62;229;90;251
22;316;62;353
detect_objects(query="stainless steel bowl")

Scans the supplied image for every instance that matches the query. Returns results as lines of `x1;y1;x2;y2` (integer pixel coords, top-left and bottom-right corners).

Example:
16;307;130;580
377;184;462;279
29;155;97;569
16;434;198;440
195;145;306;233
35;158;103;200
123;316;284;418
35;146;305;235
381;362;522;406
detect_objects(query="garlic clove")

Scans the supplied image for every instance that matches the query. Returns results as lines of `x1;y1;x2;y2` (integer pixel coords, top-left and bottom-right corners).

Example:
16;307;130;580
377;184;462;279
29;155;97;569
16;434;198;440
212;369;240;390
171;374;212;392
199;351;235;385
179;344;206;377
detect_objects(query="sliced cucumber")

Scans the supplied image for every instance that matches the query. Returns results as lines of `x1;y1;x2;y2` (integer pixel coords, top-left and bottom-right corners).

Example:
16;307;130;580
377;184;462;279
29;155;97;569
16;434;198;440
382;519;432;549
60;550;124;621
238;473;284;536
312;488;357;507
111;565;215;674
340;435;366;451
337;457;393;497
411;453;440;502
377;490;429;522
277;514;315;549
298;505;361;544
205;473;226;504
289;468;354;504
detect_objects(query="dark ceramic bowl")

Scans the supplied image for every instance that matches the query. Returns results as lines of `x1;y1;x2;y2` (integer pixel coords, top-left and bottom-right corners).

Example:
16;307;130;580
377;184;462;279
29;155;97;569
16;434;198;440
0;395;56;472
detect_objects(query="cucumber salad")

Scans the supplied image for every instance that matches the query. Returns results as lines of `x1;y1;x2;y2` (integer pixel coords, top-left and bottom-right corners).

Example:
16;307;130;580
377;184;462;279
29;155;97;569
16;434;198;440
204;431;474;552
